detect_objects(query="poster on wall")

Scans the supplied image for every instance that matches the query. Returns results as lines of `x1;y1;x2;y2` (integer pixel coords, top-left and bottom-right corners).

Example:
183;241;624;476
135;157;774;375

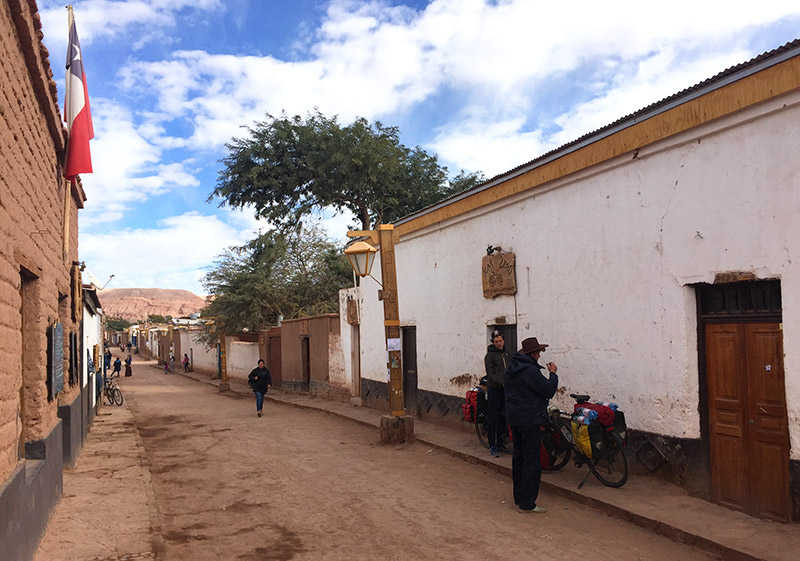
49;323;64;400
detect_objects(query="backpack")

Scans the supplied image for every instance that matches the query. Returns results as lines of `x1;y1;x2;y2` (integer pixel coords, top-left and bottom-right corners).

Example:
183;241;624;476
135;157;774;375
461;387;486;423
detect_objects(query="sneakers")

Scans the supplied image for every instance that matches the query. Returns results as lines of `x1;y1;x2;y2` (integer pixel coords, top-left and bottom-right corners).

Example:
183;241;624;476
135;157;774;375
519;506;547;514
257;410;262;417
489;446;499;458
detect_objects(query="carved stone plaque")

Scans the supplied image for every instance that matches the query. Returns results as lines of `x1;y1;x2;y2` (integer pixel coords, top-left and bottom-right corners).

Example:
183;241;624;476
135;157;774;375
482;252;516;298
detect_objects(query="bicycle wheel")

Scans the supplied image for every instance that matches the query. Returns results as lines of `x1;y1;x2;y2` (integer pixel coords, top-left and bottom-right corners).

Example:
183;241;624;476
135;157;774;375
104;389;114;405
113;388;124;406
475;420;490;449
541;425;571;471
588;431;628;487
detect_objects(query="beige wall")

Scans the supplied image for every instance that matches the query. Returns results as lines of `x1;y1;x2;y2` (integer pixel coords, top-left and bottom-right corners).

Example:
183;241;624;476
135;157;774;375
0;0;83;482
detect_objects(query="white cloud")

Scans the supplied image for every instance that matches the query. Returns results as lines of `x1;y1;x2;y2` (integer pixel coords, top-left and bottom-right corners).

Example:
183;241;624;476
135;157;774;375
79;210;253;295
38;0;222;50
78;99;201;225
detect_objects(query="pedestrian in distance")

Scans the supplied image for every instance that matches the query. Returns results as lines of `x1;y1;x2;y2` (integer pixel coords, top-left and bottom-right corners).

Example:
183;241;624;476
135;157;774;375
104;349;111;374
112;357;122;377
126;341;132;353
248;359;272;417
182;353;190;372
124;353;133;377
484;329;511;458
504;337;558;514
168;355;175;372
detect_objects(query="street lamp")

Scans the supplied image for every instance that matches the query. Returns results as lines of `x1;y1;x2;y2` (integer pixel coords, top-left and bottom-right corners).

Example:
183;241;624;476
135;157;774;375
345;225;413;444
344;241;378;278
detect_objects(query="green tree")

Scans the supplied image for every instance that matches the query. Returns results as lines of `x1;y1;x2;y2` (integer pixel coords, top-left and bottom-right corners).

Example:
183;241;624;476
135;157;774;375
148;314;167;324
105;316;131;331
211;110;484;230
201;224;352;339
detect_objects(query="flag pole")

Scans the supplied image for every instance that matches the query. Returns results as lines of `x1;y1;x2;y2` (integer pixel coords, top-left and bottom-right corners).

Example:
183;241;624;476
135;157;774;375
63;5;74;263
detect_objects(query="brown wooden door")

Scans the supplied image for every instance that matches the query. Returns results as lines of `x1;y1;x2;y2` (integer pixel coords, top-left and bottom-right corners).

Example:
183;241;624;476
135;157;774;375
705;323;790;521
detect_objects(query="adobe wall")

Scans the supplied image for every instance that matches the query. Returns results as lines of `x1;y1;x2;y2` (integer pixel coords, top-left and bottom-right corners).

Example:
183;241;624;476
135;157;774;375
0;0;82;495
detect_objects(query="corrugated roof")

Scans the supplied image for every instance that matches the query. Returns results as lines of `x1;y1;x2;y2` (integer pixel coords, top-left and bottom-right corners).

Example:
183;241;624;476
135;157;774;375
397;38;800;227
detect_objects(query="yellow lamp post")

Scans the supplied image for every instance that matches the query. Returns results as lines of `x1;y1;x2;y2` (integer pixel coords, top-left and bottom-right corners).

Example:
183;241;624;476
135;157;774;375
345;225;414;443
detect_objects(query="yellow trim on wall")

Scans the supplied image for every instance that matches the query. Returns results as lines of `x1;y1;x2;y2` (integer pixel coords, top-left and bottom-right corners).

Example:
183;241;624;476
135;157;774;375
397;55;800;238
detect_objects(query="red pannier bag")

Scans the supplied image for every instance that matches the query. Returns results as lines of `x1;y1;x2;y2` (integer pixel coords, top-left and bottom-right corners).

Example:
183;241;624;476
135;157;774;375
462;388;482;422
573;402;615;427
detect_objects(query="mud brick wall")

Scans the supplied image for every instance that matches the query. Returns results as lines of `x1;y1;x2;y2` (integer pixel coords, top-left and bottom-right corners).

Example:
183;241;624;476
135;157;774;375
0;0;83;483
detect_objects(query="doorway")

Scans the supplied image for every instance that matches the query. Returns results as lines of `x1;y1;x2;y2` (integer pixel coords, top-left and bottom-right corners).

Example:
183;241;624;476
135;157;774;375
700;280;790;521
401;327;418;417
300;336;310;392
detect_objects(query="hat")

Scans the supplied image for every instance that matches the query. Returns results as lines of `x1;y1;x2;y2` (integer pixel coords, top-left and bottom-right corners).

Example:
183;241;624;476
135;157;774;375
519;337;548;354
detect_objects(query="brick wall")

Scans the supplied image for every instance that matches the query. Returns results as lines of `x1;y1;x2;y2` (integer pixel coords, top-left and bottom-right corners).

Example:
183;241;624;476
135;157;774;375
0;0;84;483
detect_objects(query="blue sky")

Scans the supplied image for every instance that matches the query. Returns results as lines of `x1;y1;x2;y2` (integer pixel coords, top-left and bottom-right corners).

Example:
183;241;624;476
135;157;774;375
38;0;800;296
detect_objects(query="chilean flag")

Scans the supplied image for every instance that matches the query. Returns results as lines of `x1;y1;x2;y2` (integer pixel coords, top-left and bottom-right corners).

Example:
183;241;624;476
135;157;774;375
64;12;93;180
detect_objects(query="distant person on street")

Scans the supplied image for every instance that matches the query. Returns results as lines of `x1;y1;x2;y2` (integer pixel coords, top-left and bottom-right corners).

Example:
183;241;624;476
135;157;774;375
505;337;558;514
126;341;132;353
182;353;190;372
169;355;175;372
112;357;122;377
104;349;111;374
484;329;511;458
248;359;272;417
124;353;133;377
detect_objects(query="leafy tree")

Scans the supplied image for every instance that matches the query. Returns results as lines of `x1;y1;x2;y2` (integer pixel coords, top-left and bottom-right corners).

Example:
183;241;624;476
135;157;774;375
211;110;484;230
105;316;131;331
200;223;352;340
148;314;167;324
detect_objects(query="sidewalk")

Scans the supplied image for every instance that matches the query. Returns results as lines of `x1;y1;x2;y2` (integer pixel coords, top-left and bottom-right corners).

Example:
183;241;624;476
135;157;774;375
181;368;797;561
33;397;164;561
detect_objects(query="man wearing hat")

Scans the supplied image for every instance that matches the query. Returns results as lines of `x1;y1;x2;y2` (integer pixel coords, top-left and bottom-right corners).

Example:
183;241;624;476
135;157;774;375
504;337;559;513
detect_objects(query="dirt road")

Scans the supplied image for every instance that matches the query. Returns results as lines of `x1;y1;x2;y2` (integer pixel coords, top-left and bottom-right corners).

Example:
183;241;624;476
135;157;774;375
123;366;717;561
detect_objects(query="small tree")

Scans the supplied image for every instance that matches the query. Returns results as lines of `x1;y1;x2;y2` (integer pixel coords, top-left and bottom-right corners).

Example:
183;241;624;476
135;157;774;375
212;110;484;230
105;316;131;331
148;314;167;324
200;223;352;341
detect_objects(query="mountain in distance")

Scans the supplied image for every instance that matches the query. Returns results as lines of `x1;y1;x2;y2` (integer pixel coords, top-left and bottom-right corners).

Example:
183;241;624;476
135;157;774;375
98;288;207;322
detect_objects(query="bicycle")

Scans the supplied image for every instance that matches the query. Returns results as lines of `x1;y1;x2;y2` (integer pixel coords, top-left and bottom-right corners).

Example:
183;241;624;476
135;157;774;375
104;374;124;406
545;393;629;488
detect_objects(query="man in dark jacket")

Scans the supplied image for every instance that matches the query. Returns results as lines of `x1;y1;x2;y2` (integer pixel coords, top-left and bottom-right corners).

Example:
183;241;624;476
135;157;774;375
484;330;510;457
248;359;272;417
505;337;558;514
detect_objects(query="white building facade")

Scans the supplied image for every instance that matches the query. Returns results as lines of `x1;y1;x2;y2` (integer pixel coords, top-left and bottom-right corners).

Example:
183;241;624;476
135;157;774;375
345;42;800;521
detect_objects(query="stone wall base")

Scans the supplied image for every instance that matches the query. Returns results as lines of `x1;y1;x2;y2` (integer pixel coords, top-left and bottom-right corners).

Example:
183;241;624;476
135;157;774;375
0;423;63;561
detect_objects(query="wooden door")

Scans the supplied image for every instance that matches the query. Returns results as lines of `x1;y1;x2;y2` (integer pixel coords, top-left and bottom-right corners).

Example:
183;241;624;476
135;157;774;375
402;327;418;417
705;323;790;521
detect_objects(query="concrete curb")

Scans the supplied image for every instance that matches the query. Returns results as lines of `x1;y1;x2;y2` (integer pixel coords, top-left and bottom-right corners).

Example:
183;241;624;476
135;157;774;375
175;371;766;561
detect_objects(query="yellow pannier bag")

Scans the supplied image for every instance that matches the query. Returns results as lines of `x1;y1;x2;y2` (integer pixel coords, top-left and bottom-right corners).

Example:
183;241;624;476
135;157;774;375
571;420;593;458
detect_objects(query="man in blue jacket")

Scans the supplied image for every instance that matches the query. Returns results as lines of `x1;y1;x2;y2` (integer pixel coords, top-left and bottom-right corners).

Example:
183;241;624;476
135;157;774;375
505;337;558;513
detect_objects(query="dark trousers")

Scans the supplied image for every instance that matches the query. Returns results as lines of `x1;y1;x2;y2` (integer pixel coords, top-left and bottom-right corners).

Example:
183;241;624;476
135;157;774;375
486;386;506;448
510;425;542;510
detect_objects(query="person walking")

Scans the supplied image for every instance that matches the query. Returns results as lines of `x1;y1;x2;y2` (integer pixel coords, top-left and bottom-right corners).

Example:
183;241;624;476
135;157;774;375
484;329;511;458
182;353;190;372
247;359;272;417
112;357;122;377
104;349;111;375
505;337;558;514
124;353;133;377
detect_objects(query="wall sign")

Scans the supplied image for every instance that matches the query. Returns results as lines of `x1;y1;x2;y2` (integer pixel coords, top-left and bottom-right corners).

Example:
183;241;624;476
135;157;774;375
49;323;64;399
482;252;517;298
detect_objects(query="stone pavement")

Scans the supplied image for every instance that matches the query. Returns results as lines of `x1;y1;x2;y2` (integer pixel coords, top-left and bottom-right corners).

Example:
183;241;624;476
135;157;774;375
34;357;797;561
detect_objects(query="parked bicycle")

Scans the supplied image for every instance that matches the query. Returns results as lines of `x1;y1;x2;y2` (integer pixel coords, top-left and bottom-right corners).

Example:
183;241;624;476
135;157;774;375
104;374;124;406
543;393;629;488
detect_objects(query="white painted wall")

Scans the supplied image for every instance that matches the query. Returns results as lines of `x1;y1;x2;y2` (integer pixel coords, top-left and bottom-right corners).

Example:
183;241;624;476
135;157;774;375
180;331;218;375
354;90;800;458
82;305;103;409
227;339;260;384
